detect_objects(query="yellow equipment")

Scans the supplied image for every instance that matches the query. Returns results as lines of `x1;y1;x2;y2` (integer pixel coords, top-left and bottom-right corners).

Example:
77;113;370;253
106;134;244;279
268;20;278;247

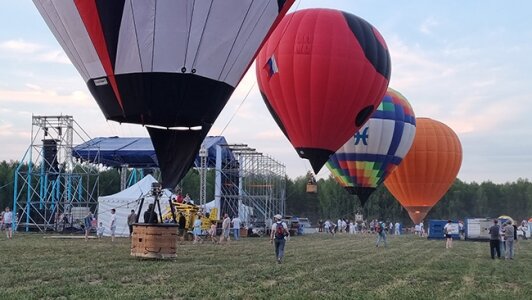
162;202;218;230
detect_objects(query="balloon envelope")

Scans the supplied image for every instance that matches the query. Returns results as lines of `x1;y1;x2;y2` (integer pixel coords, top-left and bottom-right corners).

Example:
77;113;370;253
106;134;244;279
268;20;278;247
34;0;293;188
256;8;391;173
325;154;355;194
328;88;416;206
384;118;462;224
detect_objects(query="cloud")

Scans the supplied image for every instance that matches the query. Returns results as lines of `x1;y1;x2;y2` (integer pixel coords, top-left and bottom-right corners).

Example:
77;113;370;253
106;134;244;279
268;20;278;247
419;17;439;34
36;49;71;64
0;39;70;64
0;39;43;54
0;87;93;107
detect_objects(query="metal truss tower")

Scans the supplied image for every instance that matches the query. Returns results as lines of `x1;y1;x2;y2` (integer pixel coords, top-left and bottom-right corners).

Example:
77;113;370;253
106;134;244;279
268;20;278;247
198;147;208;206
218;144;286;225
13;115;99;232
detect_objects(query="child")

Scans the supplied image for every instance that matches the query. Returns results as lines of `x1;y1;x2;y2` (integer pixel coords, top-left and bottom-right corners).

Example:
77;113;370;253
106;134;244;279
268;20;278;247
97;222;105;239
209;220;218;244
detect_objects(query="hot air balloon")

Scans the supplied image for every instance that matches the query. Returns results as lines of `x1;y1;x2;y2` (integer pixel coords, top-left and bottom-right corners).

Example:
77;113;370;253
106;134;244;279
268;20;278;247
325;155;355;194
384;118;463;224
326;88;416;206
256;8;391;174
34;0;294;189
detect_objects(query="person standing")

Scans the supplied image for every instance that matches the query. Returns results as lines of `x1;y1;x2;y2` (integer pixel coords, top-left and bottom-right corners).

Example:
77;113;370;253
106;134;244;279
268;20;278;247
444;220;453;249
192;214;203;244
178;213;187;241
375;221;387;247
270;214;289;264
143;204;158;224
110;208;117;242
232;215;241;241
127;209;137;237
2;207;13;239
488;219;501;259
395;222;401;235
504;221;515;260
499;223;506;257
458;220;465;240
84;211;94;241
220;213;231;244
97;222;105;239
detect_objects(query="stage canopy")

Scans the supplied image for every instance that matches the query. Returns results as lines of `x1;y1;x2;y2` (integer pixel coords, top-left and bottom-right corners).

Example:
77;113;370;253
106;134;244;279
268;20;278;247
73;136;233;168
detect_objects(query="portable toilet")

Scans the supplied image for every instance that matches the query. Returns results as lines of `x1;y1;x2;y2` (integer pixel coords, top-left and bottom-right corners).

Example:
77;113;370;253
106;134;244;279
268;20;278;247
427;219;460;240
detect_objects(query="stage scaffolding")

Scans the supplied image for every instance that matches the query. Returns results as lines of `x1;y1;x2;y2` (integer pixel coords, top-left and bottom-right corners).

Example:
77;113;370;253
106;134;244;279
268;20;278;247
215;144;286;225
12;115;99;232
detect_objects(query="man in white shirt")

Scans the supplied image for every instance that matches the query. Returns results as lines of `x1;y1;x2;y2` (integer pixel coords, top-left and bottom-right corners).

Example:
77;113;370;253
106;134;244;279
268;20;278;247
443;220;453;249
110;208;116;242
232;216;241;241
395;222;401;235
220;213;231;244
270;214;289;264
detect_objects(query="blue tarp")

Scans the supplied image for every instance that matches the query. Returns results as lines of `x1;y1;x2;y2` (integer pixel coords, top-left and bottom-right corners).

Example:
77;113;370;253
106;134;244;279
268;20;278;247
73;136;233;168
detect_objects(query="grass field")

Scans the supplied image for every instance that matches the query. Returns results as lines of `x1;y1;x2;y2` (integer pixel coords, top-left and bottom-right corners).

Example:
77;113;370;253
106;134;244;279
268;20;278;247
0;232;530;299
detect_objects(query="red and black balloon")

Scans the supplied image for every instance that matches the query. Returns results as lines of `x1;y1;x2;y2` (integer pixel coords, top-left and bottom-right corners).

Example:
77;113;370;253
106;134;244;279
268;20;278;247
256;8;391;173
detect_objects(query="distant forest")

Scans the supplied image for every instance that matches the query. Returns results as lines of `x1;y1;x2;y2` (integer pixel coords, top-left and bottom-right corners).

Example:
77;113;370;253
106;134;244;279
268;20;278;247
1;160;531;226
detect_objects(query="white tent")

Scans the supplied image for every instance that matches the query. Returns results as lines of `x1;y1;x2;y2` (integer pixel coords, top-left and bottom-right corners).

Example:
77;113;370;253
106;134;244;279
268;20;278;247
97;175;171;237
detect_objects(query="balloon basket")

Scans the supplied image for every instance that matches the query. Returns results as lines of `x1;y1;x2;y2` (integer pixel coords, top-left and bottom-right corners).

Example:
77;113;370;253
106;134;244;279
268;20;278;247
131;224;178;259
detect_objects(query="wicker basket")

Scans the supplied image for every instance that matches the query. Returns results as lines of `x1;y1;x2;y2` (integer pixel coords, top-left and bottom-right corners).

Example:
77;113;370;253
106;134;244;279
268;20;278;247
131;224;178;259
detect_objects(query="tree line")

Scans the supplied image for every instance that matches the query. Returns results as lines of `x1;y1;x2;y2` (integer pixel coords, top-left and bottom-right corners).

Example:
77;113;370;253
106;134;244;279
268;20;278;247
1;160;530;225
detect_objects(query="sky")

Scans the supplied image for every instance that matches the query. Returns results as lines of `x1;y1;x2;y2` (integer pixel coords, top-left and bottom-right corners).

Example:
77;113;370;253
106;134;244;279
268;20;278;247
0;0;531;184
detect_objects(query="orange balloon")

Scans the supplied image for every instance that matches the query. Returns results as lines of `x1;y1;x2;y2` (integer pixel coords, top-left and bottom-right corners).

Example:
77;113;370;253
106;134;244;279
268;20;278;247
384;117;462;224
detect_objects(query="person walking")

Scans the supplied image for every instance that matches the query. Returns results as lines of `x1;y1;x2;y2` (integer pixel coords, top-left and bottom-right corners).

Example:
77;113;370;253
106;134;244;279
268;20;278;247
209;220;218;244
488;219;501;259
2;207;13;239
270;214;289;264
504;221;515;260
84;211;94;241
110;208;117;242
232;215;241;241
127;209;137;237
444;220;453;249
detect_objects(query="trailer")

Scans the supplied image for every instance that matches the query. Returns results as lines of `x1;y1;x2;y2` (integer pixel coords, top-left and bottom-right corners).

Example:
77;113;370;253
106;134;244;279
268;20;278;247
427;220;460;240
465;218;493;241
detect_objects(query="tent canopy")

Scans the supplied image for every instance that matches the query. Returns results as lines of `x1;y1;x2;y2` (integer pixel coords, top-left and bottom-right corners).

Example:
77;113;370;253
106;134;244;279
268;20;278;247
73;136;234;168
98;174;172;237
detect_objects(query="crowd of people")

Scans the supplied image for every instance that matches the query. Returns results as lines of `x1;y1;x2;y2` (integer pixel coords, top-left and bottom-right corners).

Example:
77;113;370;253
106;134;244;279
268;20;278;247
318;218;403;236
1;200;529;264
489;219;521;260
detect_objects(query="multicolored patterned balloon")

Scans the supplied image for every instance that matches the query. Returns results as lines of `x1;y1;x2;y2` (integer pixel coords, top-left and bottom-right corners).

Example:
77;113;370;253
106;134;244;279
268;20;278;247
327;88;416;206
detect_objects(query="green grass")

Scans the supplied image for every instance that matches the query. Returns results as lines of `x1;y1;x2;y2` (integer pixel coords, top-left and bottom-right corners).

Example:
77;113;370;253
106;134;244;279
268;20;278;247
0;233;530;299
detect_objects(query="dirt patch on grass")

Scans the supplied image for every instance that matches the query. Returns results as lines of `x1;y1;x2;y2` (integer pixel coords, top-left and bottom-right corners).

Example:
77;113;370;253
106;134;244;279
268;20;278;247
262;280;277;288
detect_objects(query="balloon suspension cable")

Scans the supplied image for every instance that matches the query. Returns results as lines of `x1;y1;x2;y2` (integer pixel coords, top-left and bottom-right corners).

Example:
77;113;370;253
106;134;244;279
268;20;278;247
219;81;256;136
218;0;302;135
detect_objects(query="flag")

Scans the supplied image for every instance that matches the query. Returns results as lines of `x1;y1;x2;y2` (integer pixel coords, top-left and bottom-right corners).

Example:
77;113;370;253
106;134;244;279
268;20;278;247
265;55;279;78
